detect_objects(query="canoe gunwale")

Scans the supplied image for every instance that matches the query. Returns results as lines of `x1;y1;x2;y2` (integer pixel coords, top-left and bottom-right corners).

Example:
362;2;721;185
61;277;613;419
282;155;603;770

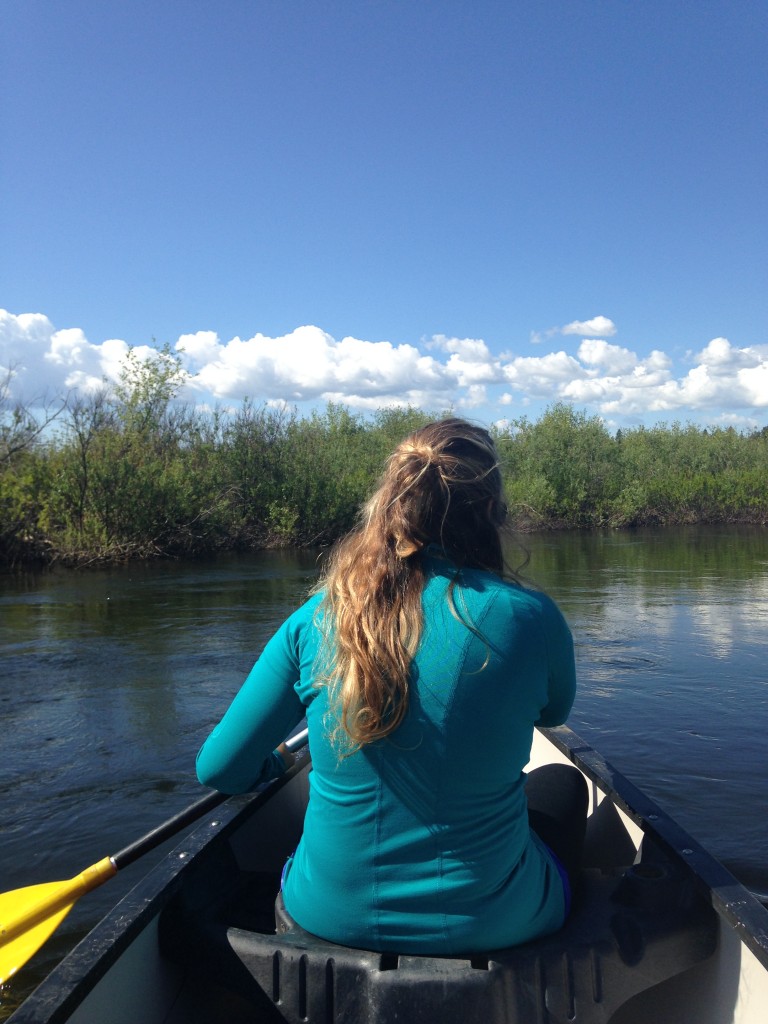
6;758;308;1024
542;724;768;972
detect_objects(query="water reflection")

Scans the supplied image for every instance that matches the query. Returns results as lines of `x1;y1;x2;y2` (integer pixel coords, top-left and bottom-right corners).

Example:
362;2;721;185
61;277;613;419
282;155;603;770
530;530;767;902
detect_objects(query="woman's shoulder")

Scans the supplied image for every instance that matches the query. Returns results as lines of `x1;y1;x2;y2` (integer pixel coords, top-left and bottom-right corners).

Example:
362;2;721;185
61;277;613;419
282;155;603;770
273;591;325;642
459;566;564;620
422;551;568;627
287;590;325;626
503;578;566;619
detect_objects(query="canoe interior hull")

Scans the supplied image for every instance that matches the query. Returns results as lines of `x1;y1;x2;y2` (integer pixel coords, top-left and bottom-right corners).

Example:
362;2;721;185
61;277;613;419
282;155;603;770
8;728;768;1024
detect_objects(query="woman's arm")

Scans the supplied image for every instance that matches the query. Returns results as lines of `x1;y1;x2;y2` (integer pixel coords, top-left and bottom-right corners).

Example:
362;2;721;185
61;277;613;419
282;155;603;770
196;609;310;793
535;595;577;727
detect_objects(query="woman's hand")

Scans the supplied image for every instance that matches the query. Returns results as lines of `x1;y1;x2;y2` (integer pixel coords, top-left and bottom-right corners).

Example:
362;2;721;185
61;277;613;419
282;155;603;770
275;742;294;769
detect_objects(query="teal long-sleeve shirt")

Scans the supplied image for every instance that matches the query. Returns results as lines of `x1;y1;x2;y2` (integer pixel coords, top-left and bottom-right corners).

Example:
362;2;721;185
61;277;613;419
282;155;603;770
196;553;576;953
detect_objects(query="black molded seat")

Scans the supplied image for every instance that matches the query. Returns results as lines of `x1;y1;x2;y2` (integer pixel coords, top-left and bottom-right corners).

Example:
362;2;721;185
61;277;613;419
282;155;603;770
161;861;717;1024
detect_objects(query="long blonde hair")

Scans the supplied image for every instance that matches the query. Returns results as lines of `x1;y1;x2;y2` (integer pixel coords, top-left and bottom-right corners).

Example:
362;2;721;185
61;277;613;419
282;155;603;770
316;418;510;753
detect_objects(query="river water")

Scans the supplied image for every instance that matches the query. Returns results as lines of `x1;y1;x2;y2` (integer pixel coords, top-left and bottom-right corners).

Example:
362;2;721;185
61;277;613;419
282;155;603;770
1;526;767;1017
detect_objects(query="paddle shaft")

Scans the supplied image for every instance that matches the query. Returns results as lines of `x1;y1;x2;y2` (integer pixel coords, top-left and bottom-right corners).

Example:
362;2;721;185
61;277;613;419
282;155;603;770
0;727;310;982
111;789;227;870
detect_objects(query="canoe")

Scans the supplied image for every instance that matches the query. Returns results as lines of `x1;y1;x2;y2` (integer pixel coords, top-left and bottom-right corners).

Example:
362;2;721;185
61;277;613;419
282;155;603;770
7;726;768;1024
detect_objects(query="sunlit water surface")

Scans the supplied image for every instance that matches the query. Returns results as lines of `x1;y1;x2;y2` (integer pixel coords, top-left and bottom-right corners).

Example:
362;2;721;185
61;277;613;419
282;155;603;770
1;527;766;1017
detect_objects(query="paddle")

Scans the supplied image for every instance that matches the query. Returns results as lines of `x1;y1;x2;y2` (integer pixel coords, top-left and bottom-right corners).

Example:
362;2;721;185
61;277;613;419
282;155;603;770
0;727;309;985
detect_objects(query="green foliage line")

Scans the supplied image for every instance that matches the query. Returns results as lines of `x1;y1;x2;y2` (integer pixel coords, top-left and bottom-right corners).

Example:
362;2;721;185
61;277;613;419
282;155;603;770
1;350;767;568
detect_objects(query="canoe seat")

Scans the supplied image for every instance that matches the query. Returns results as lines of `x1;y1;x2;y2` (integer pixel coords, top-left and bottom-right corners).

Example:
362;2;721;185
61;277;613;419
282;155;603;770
160;859;717;1024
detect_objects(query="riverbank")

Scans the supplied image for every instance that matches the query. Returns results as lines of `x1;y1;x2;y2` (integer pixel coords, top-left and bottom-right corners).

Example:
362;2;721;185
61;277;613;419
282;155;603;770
6;510;768;573
3;397;767;571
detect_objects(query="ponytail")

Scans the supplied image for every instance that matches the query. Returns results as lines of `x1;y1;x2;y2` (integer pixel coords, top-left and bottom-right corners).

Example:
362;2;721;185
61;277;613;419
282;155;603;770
315;418;508;753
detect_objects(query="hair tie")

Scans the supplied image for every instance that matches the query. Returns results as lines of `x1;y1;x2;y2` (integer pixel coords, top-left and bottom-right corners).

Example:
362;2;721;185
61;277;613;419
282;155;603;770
398;441;436;465
394;538;422;558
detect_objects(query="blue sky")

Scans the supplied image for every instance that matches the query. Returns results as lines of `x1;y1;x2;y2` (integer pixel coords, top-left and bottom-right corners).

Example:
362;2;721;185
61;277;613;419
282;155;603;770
2;0;766;429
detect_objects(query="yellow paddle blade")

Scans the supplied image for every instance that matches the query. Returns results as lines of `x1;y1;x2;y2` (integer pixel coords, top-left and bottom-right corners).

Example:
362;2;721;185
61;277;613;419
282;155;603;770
0;882;74;986
0;856;117;985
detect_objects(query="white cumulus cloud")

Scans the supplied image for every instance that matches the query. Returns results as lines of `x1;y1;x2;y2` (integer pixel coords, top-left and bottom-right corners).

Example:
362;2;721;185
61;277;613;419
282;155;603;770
186;326;453;405
577;339;638;376
177;330;222;365
2;308;766;427
561;316;617;337
429;334;503;386
503;351;586;396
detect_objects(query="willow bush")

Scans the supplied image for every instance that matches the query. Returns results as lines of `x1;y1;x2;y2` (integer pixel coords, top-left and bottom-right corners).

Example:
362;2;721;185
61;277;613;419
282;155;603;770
1;352;766;569
497;408;768;529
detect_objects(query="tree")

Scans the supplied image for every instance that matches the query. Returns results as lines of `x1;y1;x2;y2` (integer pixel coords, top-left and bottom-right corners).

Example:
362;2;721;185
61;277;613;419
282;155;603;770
0;366;65;464
0;368;65;564
113;344;188;435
